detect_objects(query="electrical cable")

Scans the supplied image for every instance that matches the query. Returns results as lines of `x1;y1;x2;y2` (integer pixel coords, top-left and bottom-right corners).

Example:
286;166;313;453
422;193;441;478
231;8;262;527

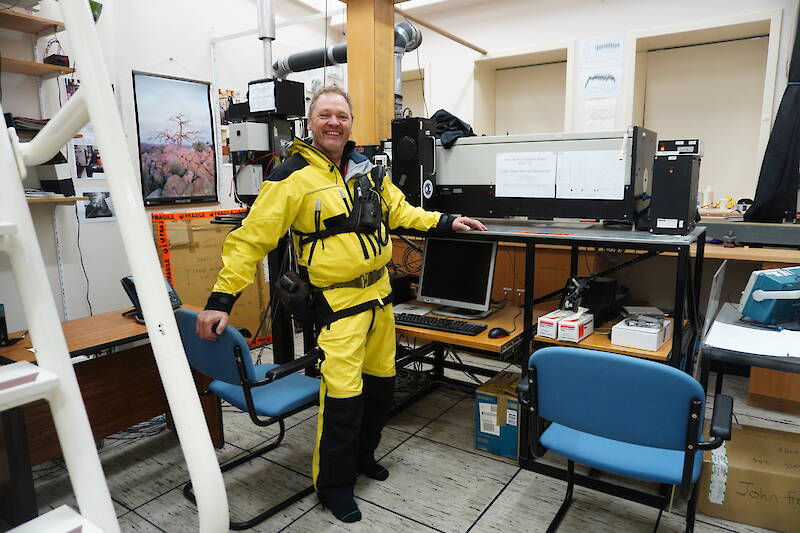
74;204;93;316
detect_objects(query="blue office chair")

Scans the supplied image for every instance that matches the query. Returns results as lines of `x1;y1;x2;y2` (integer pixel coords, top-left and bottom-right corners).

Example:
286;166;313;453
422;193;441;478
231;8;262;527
517;346;733;533
174;308;321;530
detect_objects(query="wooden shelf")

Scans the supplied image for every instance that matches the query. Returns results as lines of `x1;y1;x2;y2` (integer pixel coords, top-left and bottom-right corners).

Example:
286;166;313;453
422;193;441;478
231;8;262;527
27;197;87;205
535;318;674;362
0;57;73;78
0;10;64;34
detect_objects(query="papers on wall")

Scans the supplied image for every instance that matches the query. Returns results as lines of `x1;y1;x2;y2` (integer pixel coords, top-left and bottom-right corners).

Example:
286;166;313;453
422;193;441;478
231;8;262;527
495;152;557;198
580;65;622;100
584;97;617;131
75;186;116;223
577;35;623;130
581;36;624;67
494;149;626;200
555;150;625;200
73;124;105;179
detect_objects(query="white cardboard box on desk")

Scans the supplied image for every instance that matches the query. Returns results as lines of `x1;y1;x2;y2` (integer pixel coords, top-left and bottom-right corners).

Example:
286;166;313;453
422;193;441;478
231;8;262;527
537;310;573;339
557;312;594;342
611;319;673;351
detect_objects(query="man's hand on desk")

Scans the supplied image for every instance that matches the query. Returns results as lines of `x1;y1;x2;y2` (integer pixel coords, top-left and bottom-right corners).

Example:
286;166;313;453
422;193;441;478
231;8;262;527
197;310;229;341
453;216;487;232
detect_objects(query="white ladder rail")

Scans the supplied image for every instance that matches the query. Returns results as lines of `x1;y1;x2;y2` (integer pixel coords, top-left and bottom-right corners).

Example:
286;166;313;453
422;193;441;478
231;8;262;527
0;116;118;531
54;1;229;531
4;1;230;531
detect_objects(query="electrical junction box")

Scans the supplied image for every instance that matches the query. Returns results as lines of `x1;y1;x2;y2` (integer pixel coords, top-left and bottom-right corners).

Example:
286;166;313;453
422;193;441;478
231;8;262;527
229;122;271;152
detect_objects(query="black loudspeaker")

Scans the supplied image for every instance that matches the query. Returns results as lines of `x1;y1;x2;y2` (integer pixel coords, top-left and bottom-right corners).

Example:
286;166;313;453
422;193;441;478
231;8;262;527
391;117;436;207
649;155;701;235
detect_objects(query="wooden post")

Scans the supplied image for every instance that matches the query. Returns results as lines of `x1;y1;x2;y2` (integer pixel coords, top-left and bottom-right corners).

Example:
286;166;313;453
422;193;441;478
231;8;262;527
343;0;399;145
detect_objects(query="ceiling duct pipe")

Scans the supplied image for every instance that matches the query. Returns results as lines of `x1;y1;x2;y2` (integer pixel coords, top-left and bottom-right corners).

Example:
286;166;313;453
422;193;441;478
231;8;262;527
257;0;276;79
273;21;423;117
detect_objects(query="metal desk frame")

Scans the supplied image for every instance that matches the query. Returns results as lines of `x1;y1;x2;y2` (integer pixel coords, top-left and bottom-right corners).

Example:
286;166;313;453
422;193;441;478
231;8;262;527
699;304;800;396
395;220;707;511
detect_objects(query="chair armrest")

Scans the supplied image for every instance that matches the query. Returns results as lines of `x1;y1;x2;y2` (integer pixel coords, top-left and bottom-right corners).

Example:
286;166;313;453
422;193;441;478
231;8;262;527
517;379;530;406
697;394;734;450
710;394;733;441
265;348;321;382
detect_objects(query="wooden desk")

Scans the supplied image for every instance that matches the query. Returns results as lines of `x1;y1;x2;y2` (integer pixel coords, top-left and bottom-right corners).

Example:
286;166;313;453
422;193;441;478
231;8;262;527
0;308;152;363
0;308;222;526
395;302;558;353
396;304;554;354
534;318;674;363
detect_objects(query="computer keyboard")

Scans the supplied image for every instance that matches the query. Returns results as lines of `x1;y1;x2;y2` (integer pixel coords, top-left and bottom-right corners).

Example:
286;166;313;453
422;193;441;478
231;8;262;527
394;313;488;336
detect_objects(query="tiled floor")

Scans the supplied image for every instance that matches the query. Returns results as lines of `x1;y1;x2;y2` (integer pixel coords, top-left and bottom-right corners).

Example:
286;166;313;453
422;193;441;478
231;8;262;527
26;343;798;533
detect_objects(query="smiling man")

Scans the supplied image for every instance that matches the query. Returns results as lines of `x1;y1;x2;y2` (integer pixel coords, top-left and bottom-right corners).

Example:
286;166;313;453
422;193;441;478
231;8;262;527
197;86;485;523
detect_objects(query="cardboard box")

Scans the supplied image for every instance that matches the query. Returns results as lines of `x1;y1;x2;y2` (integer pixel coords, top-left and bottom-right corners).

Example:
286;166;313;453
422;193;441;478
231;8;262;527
537;309;573;339
152;210;271;346
611;318;673;351
557;312;594;342
475;370;520;463
697;424;800;532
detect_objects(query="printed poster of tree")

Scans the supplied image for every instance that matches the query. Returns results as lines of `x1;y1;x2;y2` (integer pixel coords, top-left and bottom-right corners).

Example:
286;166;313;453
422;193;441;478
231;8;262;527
132;72;218;206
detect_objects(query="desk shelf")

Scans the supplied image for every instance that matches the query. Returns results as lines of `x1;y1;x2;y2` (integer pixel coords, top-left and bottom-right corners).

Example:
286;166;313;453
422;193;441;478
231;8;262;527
27;196;87;205
0;10;64;34
0;57;74;78
534;318;675;363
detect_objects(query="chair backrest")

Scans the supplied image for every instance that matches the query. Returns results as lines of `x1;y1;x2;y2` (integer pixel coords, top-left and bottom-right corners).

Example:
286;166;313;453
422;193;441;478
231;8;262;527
175;308;257;384
530;346;705;450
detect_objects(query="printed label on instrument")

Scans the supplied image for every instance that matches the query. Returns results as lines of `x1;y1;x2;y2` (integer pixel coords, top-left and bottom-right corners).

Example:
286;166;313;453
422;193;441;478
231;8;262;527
657;218;679;229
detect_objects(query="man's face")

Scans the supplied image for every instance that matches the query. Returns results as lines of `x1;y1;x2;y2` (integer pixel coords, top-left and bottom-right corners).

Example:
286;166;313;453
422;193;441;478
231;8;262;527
308;92;353;163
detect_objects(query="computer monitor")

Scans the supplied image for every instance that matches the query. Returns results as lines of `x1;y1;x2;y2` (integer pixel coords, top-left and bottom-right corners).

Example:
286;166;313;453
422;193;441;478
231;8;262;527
417;238;498;318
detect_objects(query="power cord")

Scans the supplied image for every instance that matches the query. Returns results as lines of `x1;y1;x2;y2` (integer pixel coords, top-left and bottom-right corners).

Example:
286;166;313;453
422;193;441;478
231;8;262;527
74;204;93;315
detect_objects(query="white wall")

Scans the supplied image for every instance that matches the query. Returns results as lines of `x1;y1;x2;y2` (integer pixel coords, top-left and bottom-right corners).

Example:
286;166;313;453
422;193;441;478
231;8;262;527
642;37;769;203
494;61;567;135
0;0;340;331
401;0;796;129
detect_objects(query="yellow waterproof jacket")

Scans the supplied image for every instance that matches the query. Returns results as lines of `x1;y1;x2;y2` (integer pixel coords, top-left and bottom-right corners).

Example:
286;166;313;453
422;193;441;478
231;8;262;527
209;138;451;316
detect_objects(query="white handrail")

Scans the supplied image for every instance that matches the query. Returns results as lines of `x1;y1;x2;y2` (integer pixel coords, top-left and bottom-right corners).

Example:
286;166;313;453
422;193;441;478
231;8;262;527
50;1;229;531
1;108;119;531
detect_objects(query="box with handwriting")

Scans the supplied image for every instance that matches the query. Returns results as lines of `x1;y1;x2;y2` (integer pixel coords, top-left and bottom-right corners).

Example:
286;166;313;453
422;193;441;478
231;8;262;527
697;424;800;532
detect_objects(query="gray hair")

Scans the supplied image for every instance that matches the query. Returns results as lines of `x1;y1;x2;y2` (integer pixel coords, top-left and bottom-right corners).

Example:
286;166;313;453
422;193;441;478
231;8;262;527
308;85;353;118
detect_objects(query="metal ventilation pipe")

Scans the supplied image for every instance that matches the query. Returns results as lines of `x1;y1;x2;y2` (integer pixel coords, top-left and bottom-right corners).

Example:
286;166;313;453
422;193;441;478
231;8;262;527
272;22;423;117
257;0;276;79
394;21;422;116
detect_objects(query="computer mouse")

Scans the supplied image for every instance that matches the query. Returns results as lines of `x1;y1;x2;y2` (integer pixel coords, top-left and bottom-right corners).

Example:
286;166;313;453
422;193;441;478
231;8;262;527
488;327;510;339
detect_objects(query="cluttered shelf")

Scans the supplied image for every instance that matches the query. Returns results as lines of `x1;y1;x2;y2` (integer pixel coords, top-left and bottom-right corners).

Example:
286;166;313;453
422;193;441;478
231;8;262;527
534;317;675;362
0;9;64;34
0;57;73;78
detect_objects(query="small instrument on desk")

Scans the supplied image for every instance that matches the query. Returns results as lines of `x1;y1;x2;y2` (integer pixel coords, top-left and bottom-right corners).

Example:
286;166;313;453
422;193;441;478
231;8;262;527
394;313;488;336
121;276;182;324
740;266;800;326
